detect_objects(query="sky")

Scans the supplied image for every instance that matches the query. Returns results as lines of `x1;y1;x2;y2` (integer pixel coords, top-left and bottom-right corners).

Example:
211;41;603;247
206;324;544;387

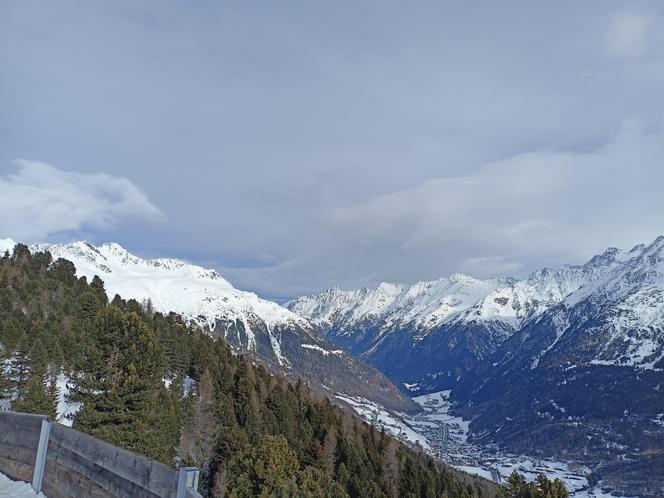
1;0;663;300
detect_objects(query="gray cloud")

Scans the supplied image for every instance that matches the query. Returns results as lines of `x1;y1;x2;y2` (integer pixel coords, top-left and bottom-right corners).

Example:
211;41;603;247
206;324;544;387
1;1;663;298
222;123;664;297
608;10;653;57
0;161;162;242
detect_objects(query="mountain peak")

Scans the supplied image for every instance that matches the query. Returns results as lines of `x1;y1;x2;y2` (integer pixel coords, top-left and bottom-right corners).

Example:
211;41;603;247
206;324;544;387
99;241;130;257
447;272;479;284
584;246;623;268
374;282;403;294
25;240;307;335
647;234;664;252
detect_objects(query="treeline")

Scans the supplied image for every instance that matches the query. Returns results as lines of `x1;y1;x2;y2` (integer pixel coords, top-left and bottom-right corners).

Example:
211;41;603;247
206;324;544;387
504;472;568;498
0;245;500;497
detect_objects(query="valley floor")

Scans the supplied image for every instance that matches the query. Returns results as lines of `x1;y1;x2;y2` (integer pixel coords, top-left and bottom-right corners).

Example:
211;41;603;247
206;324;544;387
336;390;637;498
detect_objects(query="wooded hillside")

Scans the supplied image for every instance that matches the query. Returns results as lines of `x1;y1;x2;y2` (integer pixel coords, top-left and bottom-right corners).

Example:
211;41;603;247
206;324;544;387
0;245;501;497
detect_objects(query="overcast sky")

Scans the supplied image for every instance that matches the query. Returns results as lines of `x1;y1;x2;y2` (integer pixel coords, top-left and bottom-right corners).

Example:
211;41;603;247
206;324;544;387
1;1;663;300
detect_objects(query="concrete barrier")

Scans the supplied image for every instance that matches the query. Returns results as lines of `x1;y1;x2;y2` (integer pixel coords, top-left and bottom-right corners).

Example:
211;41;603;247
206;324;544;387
0;411;44;483
0;411;202;498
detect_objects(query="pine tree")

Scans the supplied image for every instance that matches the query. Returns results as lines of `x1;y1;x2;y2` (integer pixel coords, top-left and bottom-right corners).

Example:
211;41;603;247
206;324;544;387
90;275;107;301
251;435;300;497
12;339;57;417
0;348;11;404
74;306;170;461
534;474;568;498
296;466;349;498
505;471;530;498
180;368;217;473
13;375;56;417
504;472;568;498
9;334;31;398
314;426;337;476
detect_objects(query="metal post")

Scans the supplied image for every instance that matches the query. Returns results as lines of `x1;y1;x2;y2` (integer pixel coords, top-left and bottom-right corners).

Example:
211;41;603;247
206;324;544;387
176;467;200;498
32;418;51;493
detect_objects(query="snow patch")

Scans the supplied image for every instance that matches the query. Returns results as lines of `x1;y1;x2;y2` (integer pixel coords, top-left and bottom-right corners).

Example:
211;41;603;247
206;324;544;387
301;344;343;356
55;373;81;427
0;473;47;497
267;328;285;365
335;394;431;451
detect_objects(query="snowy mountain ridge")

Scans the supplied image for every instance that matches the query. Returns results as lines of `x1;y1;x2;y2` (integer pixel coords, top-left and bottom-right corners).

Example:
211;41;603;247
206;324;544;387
288;274;512;339
288;236;664;369
29;240;310;346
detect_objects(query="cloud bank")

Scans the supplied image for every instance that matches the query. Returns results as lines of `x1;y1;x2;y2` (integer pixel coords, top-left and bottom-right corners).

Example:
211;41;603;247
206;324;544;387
0;161;162;242
223;123;664;298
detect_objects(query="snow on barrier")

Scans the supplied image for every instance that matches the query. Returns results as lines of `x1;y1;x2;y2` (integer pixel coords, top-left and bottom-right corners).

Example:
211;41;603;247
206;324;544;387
0;411;201;498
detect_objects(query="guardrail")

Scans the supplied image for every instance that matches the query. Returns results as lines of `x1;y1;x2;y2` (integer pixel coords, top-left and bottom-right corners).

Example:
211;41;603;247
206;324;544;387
0;411;202;498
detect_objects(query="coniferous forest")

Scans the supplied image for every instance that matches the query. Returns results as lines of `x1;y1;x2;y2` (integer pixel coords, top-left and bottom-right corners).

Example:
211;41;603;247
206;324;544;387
0;245;567;498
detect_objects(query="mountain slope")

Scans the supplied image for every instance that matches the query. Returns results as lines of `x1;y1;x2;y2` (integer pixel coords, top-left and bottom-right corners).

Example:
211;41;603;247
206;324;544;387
458;236;664;438
0;239;416;413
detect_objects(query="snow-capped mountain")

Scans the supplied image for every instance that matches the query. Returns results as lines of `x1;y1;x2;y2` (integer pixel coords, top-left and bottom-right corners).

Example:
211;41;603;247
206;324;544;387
288;236;664;394
288;246;630;342
456;238;664;497
287;274;520;392
29;240;310;350
0;239;417;412
288;274;511;340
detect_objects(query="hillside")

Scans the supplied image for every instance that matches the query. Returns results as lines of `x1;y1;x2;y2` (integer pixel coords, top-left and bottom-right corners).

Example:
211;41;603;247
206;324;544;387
0;244;500;497
0;239;415;413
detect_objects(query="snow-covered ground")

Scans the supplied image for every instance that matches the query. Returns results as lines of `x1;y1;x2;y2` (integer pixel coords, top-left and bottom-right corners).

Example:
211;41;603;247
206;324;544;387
335;394;431;451
338;390;636;498
55;373;81;427
301;344;343;356
0;473;46;498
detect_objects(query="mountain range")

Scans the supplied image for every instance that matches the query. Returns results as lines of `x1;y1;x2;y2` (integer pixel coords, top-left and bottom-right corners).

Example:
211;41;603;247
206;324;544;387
288;236;664;393
3;236;663;495
288;236;664;496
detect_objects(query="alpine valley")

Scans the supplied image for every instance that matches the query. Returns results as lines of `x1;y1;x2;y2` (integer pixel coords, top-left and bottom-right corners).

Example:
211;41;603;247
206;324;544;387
288;236;664;497
3;237;662;496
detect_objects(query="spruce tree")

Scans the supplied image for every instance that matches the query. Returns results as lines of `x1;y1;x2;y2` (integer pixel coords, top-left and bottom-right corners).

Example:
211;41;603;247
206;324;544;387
0;349;10;405
74;306;170;461
12;339;57;418
13;375;56;417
